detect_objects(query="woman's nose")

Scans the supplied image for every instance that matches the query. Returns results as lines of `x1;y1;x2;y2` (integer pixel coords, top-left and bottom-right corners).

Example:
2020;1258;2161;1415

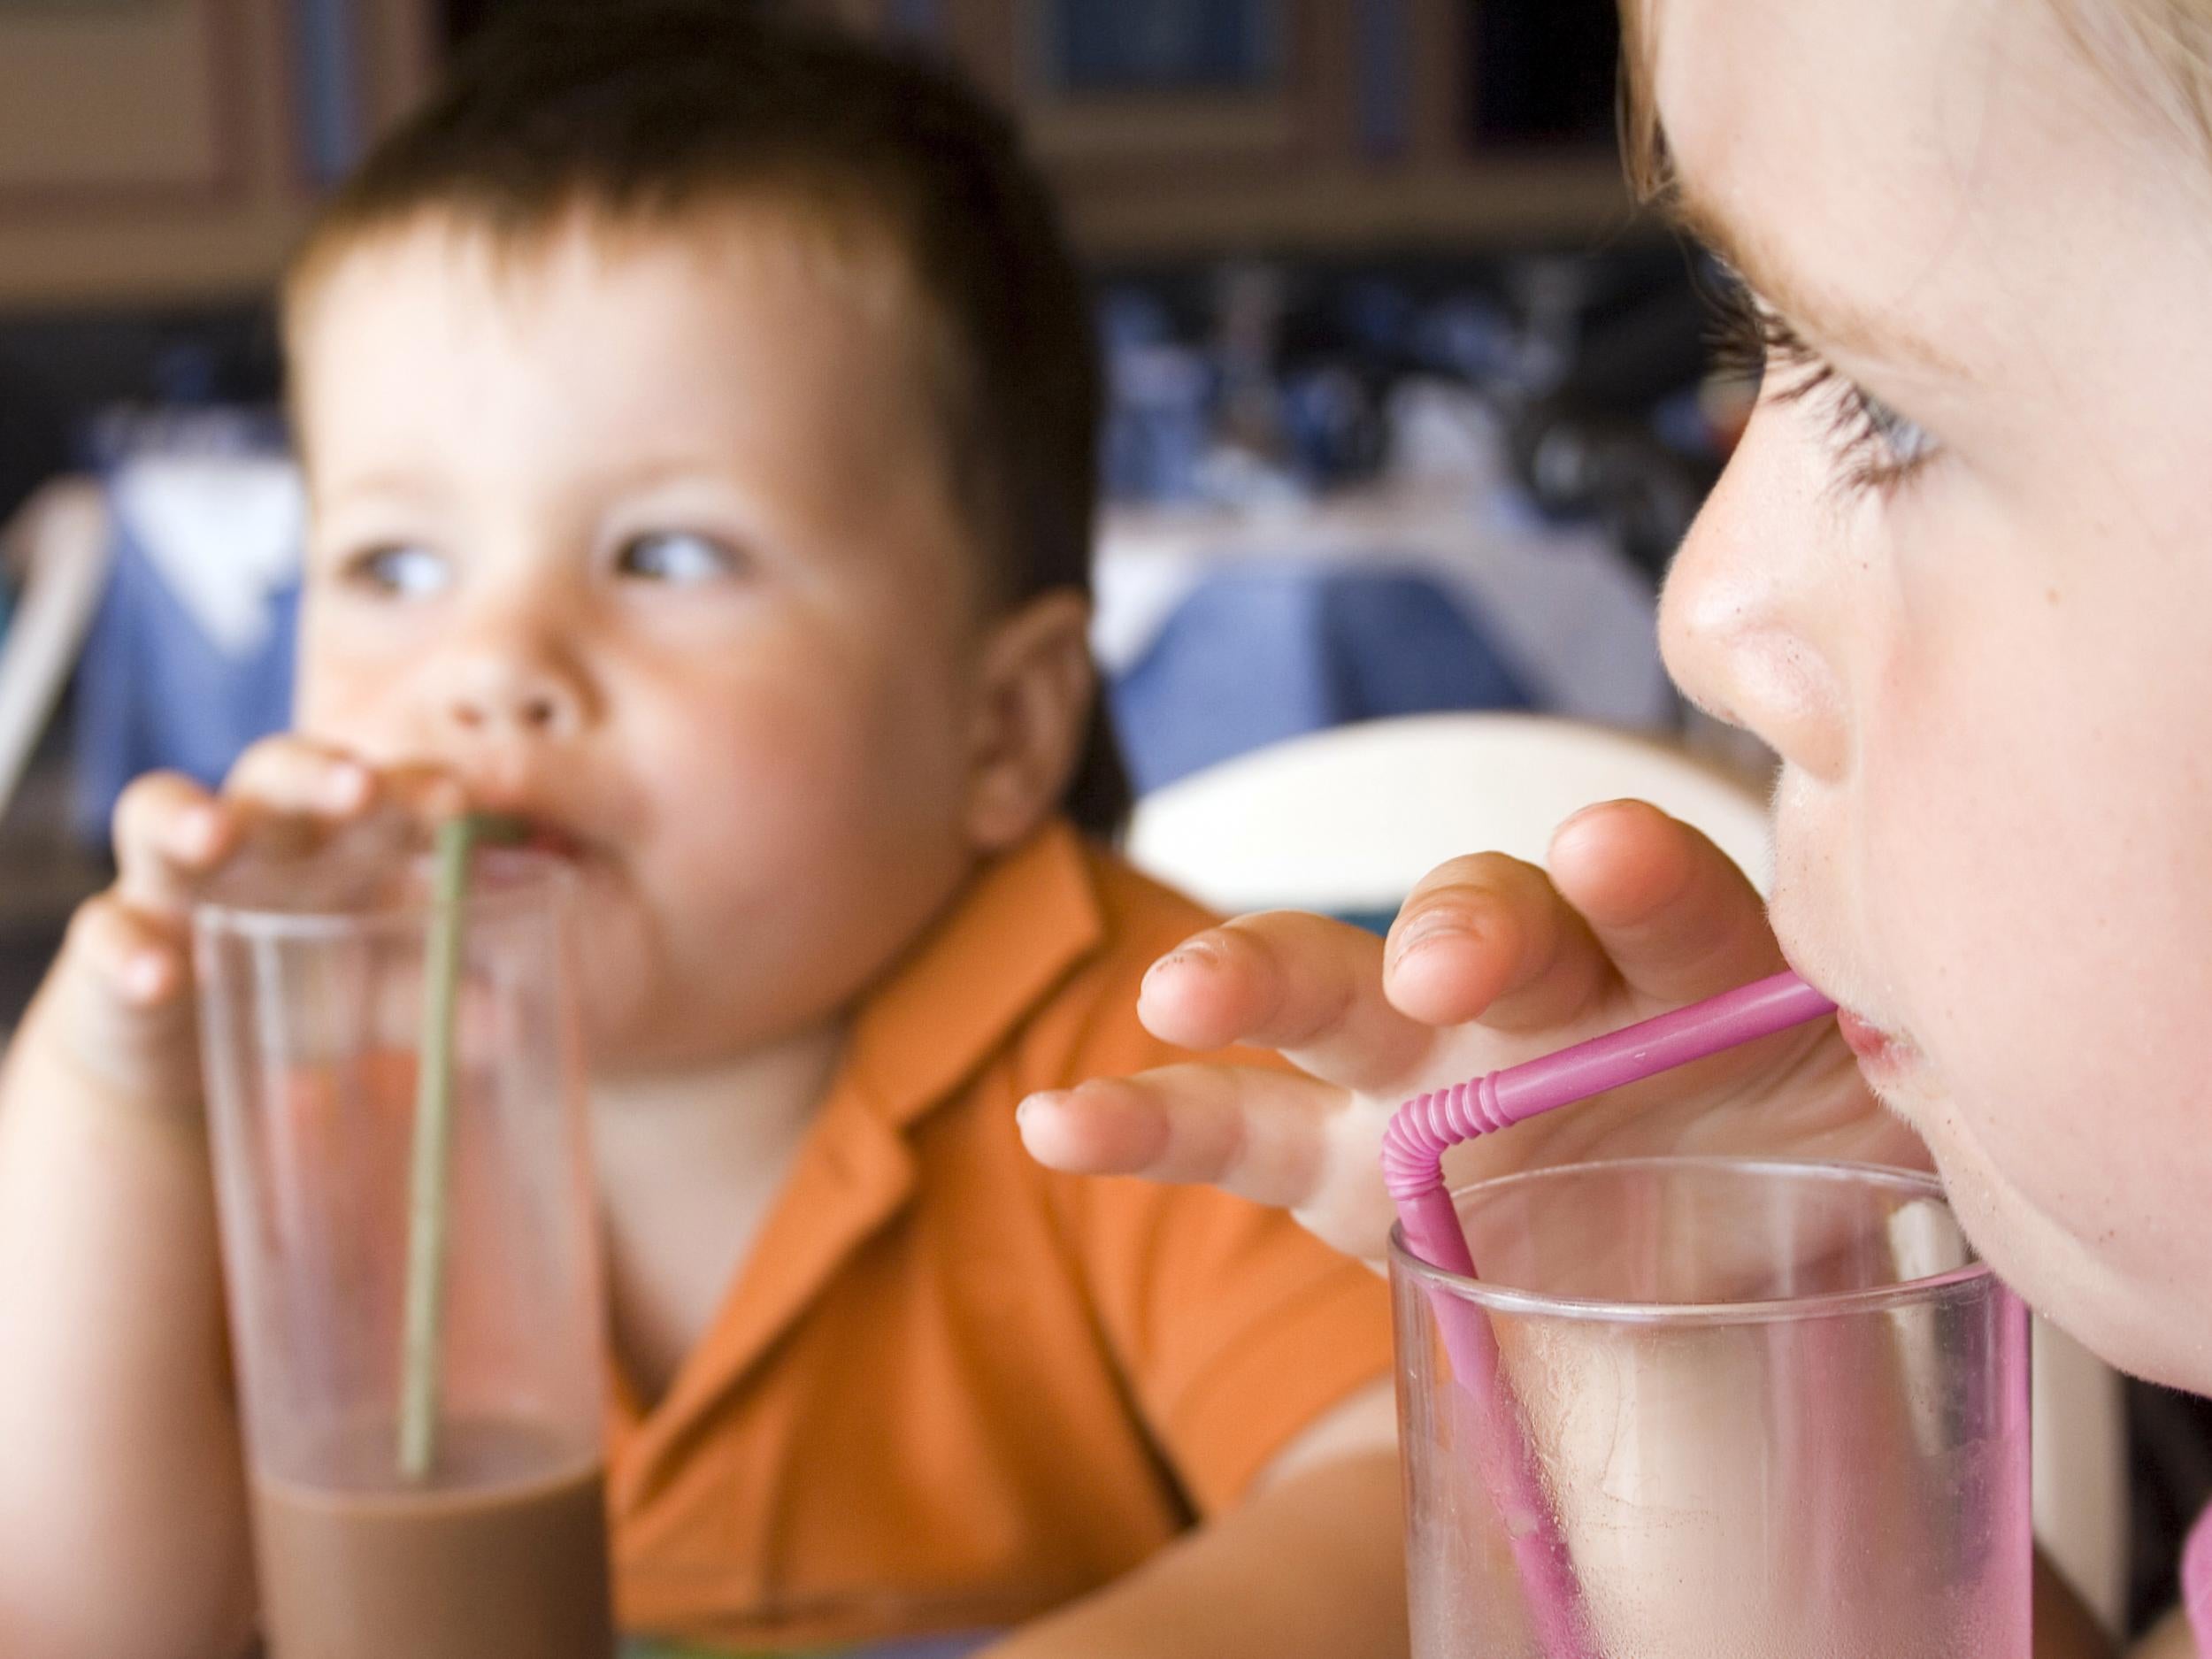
1658;416;1852;782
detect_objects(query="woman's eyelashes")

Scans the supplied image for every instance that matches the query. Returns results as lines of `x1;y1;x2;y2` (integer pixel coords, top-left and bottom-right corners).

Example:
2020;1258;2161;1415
1709;277;1942;497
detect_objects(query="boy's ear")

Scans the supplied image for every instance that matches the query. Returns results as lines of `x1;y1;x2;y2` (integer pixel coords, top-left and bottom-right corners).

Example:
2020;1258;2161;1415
964;589;1097;854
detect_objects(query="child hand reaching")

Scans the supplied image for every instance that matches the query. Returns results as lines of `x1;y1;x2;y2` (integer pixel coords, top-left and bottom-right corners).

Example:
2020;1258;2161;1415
1021;798;1919;1267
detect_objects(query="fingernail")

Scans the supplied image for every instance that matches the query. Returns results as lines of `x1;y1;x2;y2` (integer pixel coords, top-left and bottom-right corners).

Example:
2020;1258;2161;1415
178;806;225;859
1389;910;1473;967
1144;941;1219;986
1017;1092;1063;1128
1554;799;1628;844
124;952;168;1002
325;764;372;810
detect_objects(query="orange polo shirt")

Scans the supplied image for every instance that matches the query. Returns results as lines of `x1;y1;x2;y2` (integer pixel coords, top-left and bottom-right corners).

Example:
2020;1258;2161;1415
604;820;1394;1651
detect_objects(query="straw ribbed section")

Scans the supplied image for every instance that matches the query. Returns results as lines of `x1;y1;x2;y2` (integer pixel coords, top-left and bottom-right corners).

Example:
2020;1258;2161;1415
1381;1071;1510;1200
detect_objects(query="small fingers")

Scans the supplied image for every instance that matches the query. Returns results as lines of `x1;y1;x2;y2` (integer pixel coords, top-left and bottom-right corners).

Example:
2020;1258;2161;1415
111;772;235;918
1382;851;1610;1033
65;892;190;1012
1020;1063;1394;1261
1019;1064;1337;1205
1138;911;1440;1094
225;734;376;817
374;762;470;829
224;742;462;870
1547;800;1784;1006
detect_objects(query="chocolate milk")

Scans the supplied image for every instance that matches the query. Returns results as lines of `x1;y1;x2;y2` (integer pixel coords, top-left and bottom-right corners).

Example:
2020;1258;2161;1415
250;1417;614;1659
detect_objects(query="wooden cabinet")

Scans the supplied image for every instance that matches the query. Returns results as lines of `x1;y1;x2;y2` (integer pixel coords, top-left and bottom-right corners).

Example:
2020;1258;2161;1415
791;0;1637;258
0;0;436;309
0;0;1636;310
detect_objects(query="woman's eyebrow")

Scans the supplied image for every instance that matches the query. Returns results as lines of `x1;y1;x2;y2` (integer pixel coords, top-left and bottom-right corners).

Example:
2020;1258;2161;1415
1669;181;1966;378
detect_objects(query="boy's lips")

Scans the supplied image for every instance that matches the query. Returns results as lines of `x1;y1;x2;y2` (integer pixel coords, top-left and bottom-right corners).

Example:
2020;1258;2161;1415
471;805;596;864
517;821;588;862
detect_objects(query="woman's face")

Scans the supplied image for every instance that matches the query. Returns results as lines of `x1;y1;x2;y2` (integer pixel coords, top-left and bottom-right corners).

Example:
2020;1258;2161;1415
1653;0;2212;1388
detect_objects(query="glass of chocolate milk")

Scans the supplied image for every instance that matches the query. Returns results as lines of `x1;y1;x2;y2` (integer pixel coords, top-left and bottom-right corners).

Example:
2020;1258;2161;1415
196;848;614;1659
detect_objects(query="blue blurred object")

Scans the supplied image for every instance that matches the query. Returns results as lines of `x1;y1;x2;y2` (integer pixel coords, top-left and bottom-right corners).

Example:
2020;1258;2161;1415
883;0;946;40
1108;565;1534;794
1046;0;1279;92
1279;365;1384;488
71;413;301;841
1354;0;1413;157
1408;294;1520;388
72;521;297;842
1339;280;1419;359
1099;294;1215;504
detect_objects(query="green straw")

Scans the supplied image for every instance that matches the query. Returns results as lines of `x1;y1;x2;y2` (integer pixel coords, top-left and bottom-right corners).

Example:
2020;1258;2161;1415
396;812;526;1481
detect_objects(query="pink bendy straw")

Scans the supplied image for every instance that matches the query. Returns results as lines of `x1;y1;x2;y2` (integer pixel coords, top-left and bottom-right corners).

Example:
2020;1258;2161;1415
1380;970;1838;1659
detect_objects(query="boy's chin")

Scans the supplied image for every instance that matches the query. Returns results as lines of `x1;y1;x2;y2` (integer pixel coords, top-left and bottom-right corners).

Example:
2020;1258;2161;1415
577;990;806;1077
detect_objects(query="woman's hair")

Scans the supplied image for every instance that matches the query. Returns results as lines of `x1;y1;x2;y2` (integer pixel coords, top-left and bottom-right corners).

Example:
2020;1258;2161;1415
2059;0;2212;149
1618;0;2212;200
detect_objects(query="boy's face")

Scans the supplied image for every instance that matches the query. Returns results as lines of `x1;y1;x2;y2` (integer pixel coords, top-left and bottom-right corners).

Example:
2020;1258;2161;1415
288;211;1003;1071
1652;0;2212;1387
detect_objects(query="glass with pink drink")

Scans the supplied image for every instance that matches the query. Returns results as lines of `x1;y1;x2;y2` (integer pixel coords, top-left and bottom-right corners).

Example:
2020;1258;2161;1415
1392;1156;2029;1658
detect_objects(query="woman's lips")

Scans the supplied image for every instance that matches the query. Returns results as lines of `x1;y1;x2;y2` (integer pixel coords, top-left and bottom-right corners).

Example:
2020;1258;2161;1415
1836;1009;1915;1076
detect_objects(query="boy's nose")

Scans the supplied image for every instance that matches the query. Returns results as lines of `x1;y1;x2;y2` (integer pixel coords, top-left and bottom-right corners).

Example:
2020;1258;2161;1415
441;649;589;740
1658;421;1851;782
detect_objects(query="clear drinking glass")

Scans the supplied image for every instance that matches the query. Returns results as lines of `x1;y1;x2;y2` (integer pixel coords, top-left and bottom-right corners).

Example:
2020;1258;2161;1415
195;848;614;1659
1392;1156;2029;1659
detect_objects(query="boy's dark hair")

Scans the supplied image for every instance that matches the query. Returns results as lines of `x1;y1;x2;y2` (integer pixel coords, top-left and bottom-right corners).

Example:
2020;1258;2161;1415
288;0;1129;833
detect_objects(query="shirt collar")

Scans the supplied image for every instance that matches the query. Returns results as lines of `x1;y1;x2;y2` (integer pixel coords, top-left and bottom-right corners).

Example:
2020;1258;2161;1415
841;818;1106;1132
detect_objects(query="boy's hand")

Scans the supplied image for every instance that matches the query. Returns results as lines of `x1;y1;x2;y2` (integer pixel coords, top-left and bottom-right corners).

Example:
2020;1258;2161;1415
37;736;463;1110
1021;800;1919;1265
0;734;461;1659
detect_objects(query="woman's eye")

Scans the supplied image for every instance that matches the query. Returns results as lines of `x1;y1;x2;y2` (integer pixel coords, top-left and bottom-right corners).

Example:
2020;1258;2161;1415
342;544;449;598
1708;277;1943;497
1858;391;1938;472
615;531;741;584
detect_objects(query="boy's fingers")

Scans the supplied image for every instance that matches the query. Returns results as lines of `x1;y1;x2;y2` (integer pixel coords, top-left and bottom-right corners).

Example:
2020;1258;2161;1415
1547;801;1785;1006
226;735;375;817
65;893;189;1010
1383;852;1612;1033
1019;1064;1392;1257
112;772;234;916
1137;911;1440;1094
225;747;464;869
376;763;469;828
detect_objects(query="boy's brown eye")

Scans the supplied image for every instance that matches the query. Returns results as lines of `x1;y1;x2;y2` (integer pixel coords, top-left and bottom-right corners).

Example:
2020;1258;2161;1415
615;531;741;584
343;543;449;598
